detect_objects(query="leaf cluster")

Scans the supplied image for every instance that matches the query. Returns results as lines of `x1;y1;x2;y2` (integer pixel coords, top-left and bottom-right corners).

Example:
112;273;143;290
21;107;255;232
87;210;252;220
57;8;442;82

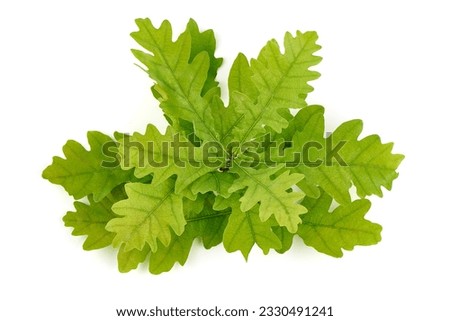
43;19;403;274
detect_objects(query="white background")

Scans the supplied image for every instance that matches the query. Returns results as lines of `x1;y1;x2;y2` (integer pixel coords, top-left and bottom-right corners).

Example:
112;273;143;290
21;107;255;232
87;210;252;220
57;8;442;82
1;0;449;320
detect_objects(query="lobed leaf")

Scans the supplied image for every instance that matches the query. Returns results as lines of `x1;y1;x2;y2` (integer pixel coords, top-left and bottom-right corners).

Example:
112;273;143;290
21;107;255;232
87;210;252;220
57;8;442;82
190;171;236;198
131;18;223;143
63;186;126;250
333;120;405;198
117;244;150;273
285;106;404;204
42;131;134;202
107;179;186;252
298;190;382;257
272;226;294;254
218;195;281;259
229;30;321;145
229;165;307;233
185;19;223;96
149;229;195;275
186;194;230;249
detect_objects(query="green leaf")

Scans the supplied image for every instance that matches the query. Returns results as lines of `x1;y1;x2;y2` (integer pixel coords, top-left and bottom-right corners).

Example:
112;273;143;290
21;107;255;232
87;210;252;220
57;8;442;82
148;194;230;274
107;179;186;252
131;18;222;143
187;194;230;249
42;131;134;202
117;244;150;273
210;95;243;145
149;229;195;275
230;165;307;233
63;186;126;250
298;190;382;257
285;106;404;204
218;195;281;259
185;18;223;96
333;120;405;198
272;226;294;254
190;171;236;198
286;106;351;203
217;53;257;145
229;53;258;102
149;19;223;140
230;30;321;144
119;124;222;193
281;104;324;142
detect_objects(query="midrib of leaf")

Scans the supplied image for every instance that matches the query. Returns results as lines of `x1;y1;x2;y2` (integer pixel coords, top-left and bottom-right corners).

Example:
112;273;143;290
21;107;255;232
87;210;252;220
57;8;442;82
220;113;244;143
315;165;349;203
305;221;377;234
71;217;111;225
245;211;257;242
308;227;335;254
303;205;374;233
142;24;222;148
347;144;397;195
348;163;398;170
237;43;311;147
359;167;378;195
62;172;101;199
186;211;231;223
211;173;221;194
